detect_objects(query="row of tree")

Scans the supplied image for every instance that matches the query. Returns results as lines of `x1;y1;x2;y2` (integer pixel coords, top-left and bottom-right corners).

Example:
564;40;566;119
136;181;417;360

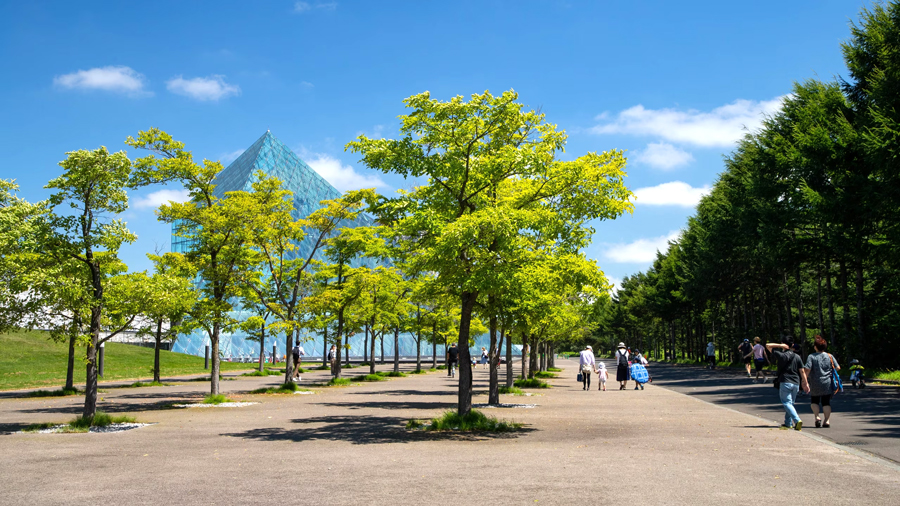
1;90;633;418
594;3;900;370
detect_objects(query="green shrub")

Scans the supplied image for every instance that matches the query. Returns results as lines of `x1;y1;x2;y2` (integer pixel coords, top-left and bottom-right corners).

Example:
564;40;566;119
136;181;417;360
428;367;437;372
328;377;352;386
202;394;231;404
436;365;447;370
25;387;80;398
514;378;549;389
410;409;522;432
374;371;407;378
250;382;303;394
498;386;524;395
241;369;282;377
534;371;557;379
70;411;136;429
315;365;331;370
356;374;387;382
410;369;427;374
23;422;60;432
127;381;172;388
547;367;563;372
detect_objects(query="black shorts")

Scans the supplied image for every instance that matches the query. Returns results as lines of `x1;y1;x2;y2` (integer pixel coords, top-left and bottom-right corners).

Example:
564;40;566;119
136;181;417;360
743;356;752;364
754;359;766;371
810;394;832;406
292;354;300;363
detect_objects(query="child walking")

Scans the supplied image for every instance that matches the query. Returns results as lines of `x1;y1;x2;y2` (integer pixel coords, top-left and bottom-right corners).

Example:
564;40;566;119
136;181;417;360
596;362;608;391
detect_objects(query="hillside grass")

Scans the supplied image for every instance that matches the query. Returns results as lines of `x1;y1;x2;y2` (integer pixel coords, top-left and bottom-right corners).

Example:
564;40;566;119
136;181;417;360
0;330;255;391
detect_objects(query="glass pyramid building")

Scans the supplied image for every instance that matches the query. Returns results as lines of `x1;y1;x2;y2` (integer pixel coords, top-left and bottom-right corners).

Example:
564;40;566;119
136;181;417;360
170;131;465;361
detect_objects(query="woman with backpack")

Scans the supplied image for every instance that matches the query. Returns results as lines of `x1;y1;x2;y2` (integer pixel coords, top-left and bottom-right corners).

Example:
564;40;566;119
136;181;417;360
804;335;840;428
614;343;630;390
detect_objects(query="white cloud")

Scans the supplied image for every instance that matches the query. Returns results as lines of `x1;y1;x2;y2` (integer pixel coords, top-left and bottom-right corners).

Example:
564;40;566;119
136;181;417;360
294;1;337;13
53;66;149;96
632;181;710;207
300;81;314;88
590;96;786;148
219;149;245;164
604;231;680;263
605;276;622;295
166;75;240;101
305;153;391;193
634;142;694;170
133;189;191;209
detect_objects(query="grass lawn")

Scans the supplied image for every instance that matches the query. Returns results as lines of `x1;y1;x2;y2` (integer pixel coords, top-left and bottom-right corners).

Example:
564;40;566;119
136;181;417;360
0;330;256;391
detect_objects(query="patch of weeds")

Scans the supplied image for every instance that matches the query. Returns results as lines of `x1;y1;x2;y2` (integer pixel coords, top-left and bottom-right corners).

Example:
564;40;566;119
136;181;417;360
385;371;407;377
315;365;331;370
436;365;447;370
26;387;80;398
202;394;231;404
498;386;525;395
547;367;563;372
250;382;303;394
514;378;550;389
410;409;522;432
327;377;352;386
410;369;427;374
127;381;172;388
356;374;387;382
241;369;282;377
189;375;224;382
359;362;371;367
534;371;557;379
428;367;437;372
23;422;60;432
70;411;136;429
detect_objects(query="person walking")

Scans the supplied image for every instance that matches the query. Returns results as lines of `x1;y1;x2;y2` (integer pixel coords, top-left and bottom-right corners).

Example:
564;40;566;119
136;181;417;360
615;343;630;390
630;348;649;390
706;341;716;369
752;337;769;383
804;335;840;428
579;345;596;390
480;347;489;369
738;339;753;377
596;361;608;391
447;342;459;378
327;345;337;376
291;340;306;381
767;336;809;431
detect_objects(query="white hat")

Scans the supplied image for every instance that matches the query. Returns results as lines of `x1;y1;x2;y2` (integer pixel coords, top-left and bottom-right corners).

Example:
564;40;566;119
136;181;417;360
617;342;626;349
586;345;592;350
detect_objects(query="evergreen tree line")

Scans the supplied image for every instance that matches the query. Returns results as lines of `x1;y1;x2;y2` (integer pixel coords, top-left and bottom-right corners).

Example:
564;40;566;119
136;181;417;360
594;3;900;370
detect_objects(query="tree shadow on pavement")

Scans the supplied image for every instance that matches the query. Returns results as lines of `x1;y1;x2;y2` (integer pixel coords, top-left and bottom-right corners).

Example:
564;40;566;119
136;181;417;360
221;415;534;445
315;400;456;411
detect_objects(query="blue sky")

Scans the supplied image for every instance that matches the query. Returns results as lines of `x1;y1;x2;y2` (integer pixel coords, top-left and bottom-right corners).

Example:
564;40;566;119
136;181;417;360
0;0;867;287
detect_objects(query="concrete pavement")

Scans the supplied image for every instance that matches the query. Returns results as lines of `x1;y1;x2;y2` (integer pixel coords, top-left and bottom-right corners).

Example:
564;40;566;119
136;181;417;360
1;359;898;505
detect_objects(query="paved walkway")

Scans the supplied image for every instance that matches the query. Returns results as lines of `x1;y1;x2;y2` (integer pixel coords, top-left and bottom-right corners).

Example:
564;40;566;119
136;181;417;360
0;359;898;505
647;360;900;463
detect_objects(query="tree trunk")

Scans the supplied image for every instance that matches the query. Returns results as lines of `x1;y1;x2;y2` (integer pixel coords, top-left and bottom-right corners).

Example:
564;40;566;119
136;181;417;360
855;262;866;358
65;323;77;391
826;257;837;349
488;309;499;405
83;334;98;419
322;324;328;366
258;323;265;372
432;322;437;369
548;342;555;369
154;319;163;383
456;291;477;416
334;308;345;379
840;260;851;350
393;326;400;373
520;339;528;379
344;336;349;366
210;323;221;395
505;328;513;387
782;272;794;338
415;329;422;373
796;267;806;351
370;318;377;375
284;324;295;385
816;264;825;335
363;323;369;363
529;335;538;379
380;331;385;364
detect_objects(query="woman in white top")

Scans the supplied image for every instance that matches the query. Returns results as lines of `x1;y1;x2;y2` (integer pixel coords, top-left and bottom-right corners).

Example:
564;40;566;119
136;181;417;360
579;345;596;390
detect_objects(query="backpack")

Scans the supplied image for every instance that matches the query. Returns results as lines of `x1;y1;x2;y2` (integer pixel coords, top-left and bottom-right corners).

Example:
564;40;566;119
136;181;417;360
617;351;629;366
740;342;752;356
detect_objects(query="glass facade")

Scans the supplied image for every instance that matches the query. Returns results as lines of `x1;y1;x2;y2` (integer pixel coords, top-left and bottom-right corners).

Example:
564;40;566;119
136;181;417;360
170;131;488;360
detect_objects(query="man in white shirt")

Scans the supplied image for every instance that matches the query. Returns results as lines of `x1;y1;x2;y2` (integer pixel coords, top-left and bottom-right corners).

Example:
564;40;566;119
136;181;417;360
579;345;596;390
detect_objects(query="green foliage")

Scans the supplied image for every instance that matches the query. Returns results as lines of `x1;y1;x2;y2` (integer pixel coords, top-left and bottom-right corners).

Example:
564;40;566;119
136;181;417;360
327;377;352;386
126;381;172;388
514;378;549;389
410;369;428;374
355;373;387;382
25;387;80;398
23;422;60;432
241;369;283;377
547;367;563;372
202;394;231;404
408;409;523;432
70;411;136;429
498;386;525;395
250;382;305;394
534;371;557;378
377;370;407;377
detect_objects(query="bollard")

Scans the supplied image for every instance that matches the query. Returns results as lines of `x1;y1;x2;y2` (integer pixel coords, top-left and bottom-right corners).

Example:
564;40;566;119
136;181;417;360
204;345;209;370
98;343;105;378
272;344;277;364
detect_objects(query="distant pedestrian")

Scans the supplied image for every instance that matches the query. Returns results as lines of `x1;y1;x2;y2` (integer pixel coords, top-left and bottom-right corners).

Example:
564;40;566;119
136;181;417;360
292;340;306;381
447;342;459;377
630;349;649;390
767;336;809;431
752;337;769;383
706;342;716;369
596;362;608;391
615;343;630;390
328;345;337;375
738;339;753;377
804;335;840;428
480;347;489;369
579;345;596;390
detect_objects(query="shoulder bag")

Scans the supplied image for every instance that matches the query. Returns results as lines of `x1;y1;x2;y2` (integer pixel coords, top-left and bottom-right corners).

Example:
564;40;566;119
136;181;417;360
829;354;843;395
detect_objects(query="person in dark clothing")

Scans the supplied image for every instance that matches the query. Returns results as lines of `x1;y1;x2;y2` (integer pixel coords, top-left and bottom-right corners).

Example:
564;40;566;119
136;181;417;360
767;336;809;431
447;343;459;378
